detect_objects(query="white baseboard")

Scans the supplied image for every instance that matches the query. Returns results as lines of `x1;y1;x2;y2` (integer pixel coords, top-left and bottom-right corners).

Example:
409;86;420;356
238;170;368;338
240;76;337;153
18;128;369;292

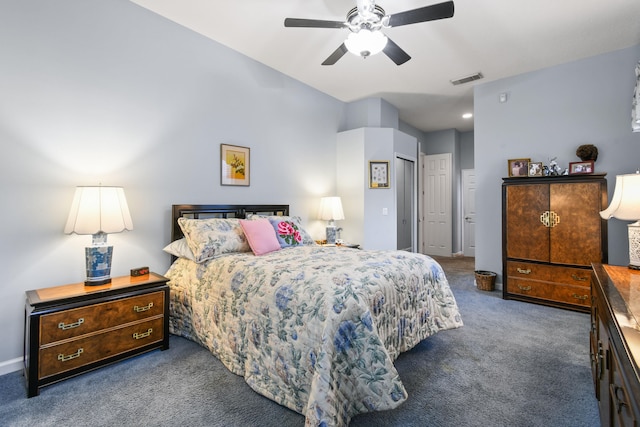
0;357;23;376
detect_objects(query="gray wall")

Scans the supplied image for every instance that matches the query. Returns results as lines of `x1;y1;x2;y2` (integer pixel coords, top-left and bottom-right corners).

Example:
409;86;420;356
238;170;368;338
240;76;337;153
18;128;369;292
460;131;475;170
0;0;345;369
474;44;640;281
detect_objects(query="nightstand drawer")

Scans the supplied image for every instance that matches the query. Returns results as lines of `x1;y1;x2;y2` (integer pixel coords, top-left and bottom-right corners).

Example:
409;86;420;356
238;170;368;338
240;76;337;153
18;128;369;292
40;291;165;345
39;316;164;379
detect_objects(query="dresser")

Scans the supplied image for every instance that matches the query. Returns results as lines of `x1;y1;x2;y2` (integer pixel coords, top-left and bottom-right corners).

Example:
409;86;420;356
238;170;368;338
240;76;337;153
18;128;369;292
24;272;169;397
591;264;640;426
502;174;608;312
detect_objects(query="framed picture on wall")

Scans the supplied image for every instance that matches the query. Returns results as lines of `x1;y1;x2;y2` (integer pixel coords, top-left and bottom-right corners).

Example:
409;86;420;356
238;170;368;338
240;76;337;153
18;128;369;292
221;144;250;186
507;158;531;177
369;161;390;188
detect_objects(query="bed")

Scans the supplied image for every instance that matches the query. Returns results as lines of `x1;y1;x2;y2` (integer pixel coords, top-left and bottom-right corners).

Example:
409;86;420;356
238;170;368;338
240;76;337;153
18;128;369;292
164;204;463;426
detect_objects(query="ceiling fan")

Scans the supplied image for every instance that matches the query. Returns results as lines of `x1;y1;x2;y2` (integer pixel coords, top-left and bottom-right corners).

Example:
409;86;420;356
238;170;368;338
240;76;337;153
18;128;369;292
284;0;454;66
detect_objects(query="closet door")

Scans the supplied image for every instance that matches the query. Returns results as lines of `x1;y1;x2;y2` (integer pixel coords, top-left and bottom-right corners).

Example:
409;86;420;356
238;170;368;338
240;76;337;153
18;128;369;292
396;157;414;251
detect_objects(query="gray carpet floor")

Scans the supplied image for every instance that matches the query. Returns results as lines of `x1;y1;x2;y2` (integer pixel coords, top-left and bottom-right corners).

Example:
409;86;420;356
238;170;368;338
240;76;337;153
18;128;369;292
0;256;599;426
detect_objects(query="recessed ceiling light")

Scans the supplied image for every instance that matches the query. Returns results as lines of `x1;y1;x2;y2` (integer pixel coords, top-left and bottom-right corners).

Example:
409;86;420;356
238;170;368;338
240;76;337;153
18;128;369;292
462;113;473;119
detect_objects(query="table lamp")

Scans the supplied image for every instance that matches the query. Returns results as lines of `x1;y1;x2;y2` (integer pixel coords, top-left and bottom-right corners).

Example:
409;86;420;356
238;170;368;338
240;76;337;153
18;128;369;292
64;186;133;285
318;196;344;245
600;171;640;269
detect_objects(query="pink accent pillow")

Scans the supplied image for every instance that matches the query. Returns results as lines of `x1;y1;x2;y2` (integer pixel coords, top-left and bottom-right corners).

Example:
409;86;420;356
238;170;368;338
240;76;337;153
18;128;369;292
240;219;281;256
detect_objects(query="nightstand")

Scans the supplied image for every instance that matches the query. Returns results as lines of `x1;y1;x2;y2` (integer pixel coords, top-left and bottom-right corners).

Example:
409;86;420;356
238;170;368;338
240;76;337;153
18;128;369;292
24;272;169;397
320;243;361;249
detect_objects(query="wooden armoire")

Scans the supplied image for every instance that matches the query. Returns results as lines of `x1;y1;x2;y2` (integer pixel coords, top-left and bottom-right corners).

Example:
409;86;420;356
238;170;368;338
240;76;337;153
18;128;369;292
502;174;608;312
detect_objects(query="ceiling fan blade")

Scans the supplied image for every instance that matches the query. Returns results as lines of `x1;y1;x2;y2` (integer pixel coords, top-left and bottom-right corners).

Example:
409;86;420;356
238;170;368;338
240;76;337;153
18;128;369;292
284;18;346;29
387;1;454;27
383;38;411;65
322;43;349;65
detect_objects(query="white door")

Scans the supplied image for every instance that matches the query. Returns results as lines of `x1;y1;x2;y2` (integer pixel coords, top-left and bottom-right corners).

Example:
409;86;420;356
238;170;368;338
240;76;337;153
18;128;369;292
421;153;452;256
462;169;476;257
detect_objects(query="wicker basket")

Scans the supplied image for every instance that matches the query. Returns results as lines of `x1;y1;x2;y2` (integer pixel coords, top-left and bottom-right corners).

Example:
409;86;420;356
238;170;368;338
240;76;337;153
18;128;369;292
474;270;496;291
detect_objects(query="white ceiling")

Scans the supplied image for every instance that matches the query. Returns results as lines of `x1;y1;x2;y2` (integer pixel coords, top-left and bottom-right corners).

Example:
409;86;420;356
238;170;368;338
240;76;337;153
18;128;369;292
130;0;640;133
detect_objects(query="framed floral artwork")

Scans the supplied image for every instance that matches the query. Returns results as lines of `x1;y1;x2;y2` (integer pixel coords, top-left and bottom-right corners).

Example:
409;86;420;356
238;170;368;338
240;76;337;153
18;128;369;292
221;144;250;186
369;161;390;188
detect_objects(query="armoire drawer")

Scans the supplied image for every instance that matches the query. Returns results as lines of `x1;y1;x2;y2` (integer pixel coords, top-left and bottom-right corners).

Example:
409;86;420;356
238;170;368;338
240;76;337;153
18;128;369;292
506;277;591;308
506;261;591;288
40;291;165;345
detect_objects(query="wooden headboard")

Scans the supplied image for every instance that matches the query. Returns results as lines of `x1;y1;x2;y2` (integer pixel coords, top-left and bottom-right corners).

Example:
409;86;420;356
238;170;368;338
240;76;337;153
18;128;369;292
171;204;290;243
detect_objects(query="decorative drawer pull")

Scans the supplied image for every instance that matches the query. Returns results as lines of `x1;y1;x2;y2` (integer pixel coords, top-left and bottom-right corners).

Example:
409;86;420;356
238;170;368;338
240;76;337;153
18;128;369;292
597;342;604;380
612;385;628;413
133;328;153;340
517;284;532;291
134;302;153;313
571;274;588;282
58;348;83;362
572;294;589;301
517;268;531;275
540;210;560;228
58;318;84;330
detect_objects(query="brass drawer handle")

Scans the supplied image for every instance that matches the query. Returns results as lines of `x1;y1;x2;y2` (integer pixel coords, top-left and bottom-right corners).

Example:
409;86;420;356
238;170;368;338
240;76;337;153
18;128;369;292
58;348;83;362
517;284;532;291
572;294;589;301
133;328;153;340
58;318;84;330
133;302;153;313
540;210;560;228
597;342;604;380
517;268;531;275
612;385;628;413
571;274;588;282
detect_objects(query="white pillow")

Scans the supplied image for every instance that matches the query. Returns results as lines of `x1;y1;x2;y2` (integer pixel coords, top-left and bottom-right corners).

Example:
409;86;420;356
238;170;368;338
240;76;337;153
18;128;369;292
163;238;196;262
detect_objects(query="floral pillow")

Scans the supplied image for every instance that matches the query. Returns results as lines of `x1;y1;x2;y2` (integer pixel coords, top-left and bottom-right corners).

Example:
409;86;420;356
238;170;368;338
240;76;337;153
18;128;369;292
177;217;250;263
247;214;316;246
268;218;305;248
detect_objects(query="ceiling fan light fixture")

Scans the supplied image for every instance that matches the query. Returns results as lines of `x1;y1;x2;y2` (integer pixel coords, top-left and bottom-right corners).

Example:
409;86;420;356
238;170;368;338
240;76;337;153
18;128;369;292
345;29;387;58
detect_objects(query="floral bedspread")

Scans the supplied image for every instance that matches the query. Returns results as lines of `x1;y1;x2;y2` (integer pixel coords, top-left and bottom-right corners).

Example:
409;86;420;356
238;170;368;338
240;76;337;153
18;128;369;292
165;246;463;426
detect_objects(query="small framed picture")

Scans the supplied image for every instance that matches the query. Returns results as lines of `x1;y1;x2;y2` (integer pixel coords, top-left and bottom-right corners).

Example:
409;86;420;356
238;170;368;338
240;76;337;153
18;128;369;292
221;144;250;186
569;160;594;175
369;161;390;188
508;158;531;177
528;162;543;177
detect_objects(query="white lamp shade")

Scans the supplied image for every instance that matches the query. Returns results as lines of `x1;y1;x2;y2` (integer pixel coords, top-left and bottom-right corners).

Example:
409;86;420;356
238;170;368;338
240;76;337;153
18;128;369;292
318;197;345;221
345;30;387;57
600;173;640;221
64;186;133;235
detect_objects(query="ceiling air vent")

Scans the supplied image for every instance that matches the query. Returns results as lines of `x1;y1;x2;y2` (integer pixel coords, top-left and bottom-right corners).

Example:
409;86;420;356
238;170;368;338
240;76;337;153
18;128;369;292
450;72;483;86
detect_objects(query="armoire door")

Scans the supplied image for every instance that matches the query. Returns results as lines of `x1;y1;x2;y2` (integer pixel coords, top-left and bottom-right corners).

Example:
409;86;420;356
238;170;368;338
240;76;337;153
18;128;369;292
505;183;550;262
549;182;602;266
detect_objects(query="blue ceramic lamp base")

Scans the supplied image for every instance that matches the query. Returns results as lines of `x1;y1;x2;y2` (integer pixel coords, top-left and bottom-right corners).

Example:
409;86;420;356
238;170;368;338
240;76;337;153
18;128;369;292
85;245;113;286
326;225;337;245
